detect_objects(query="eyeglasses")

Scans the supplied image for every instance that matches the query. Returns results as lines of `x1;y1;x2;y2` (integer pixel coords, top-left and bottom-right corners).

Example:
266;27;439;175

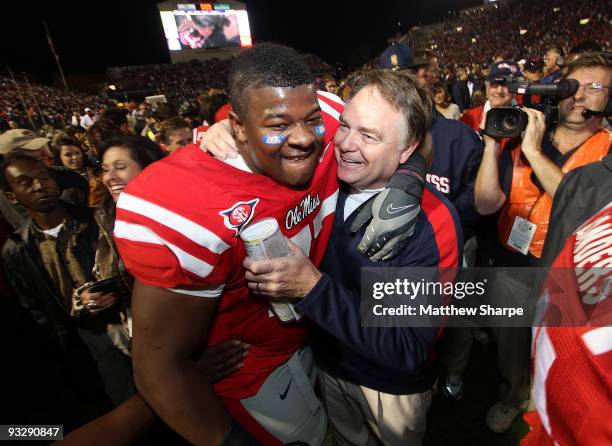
577;82;610;95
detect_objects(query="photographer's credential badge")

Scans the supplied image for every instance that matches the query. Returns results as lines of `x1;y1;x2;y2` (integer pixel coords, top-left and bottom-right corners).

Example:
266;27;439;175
508;216;537;255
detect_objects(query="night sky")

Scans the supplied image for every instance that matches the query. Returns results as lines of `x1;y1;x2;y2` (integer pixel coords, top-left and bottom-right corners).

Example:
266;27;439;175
1;0;484;80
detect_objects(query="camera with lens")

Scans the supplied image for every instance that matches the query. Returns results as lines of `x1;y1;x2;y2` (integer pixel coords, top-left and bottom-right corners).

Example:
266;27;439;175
483;78;579;139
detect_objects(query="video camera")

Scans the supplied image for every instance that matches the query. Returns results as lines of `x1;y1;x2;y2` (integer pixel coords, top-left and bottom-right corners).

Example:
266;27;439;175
483;78;579;138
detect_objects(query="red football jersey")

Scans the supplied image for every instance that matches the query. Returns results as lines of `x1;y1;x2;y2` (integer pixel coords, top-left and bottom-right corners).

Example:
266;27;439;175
115;92;343;399
192;125;210;145
523;203;612;446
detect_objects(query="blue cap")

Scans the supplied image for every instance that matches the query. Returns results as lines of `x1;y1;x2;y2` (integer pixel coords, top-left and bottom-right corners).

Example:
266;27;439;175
486;60;523;81
379;43;428;71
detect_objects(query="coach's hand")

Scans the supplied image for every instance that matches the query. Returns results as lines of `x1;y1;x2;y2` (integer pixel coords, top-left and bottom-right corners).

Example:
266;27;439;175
199;119;238;159
244;240;322;299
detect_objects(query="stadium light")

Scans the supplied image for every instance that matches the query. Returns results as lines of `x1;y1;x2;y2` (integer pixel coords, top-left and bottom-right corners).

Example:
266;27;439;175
520;29;528;35
456;26;463;32
579;18;589;25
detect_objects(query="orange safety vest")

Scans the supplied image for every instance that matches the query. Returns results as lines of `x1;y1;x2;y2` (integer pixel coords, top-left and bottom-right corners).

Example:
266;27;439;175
498;128;611;258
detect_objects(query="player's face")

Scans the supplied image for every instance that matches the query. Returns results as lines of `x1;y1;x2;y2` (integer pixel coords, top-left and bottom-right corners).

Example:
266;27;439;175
101;146;143;203
334;86;414;191
4;159;60;212
234;84;324;188
559;67;612;126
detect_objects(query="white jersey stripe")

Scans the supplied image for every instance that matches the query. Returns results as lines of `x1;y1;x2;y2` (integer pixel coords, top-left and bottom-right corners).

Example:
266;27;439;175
533;327;556;436
117;192;230;254
169;284;225;298
318;100;341;122
317;90;345;107
313;188;339;238
290;225;312;257
114;220;164;245
114;220;215;279
582;327;612;356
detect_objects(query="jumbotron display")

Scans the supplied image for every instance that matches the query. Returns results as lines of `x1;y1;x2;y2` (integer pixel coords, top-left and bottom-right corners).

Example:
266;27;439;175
159;4;252;51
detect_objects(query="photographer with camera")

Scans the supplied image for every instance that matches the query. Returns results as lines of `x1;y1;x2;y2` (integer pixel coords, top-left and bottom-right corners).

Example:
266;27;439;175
460;61;521;132
472;52;611;432
476;52;611;262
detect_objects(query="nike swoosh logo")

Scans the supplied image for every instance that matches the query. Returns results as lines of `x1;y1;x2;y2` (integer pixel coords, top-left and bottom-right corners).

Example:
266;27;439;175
386;203;417;214
279;378;292;400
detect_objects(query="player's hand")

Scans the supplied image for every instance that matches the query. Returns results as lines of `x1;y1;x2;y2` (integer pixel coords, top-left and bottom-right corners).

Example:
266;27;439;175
351;153;426;262
521;107;546;156
198;119;238;160
243;240;322;299
196;339;249;384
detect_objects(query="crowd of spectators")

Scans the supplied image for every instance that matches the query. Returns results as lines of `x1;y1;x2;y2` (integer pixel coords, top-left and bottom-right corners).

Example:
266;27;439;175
0;77;106;131
403;0;610;68
107;59;230;106
4;0;608;135
107;54;332;106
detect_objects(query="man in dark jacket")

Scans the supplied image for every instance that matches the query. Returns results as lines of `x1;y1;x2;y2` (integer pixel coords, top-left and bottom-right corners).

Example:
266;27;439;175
451;67;471;113
1;154;133;411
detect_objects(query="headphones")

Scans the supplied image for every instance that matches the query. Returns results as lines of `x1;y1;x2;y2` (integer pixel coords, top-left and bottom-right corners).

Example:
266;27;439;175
552;48;564;67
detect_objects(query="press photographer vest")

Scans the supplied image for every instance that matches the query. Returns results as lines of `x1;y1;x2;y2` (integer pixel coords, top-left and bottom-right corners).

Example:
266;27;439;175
498;128;611;258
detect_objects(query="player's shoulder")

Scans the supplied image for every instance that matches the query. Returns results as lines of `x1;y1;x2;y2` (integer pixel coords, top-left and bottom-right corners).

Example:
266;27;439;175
117;148;251;242
317;91;344;120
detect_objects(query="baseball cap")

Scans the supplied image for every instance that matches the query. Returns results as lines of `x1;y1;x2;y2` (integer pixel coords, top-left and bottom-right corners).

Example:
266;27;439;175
380;43;429;71
524;57;544;73
0;129;51;155
84;107;92;112
486;60;523;81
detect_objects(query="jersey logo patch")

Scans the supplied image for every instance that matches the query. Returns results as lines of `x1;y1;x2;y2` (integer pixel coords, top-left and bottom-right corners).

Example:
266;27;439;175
220;199;259;235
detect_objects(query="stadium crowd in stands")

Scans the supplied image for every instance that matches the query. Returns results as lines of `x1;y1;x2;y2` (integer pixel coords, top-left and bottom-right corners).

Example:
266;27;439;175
405;0;610;69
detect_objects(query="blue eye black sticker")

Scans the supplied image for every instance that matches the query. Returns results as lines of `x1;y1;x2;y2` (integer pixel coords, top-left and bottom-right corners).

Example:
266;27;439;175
315;124;325;136
262;133;287;146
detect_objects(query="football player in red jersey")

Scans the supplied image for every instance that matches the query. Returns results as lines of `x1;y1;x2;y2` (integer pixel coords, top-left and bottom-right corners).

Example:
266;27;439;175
115;44;338;446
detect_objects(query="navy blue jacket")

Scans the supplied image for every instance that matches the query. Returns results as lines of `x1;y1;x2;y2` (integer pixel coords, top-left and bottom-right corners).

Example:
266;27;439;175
295;185;463;395
429;117;483;239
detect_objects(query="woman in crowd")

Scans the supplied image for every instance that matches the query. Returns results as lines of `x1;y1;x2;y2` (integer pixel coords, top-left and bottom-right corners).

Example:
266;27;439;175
51;136;107;207
94;135;166;303
58;136;248;444
433;82;461;119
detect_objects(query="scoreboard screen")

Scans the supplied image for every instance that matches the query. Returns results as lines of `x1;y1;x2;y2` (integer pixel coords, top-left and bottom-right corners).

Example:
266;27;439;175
159;5;252;51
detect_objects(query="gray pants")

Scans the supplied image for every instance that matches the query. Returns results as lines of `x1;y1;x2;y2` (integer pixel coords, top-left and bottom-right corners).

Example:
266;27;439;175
240;347;327;445
319;370;431;446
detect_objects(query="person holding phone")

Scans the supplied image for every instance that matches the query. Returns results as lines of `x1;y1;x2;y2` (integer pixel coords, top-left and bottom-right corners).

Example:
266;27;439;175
1;152;134;407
